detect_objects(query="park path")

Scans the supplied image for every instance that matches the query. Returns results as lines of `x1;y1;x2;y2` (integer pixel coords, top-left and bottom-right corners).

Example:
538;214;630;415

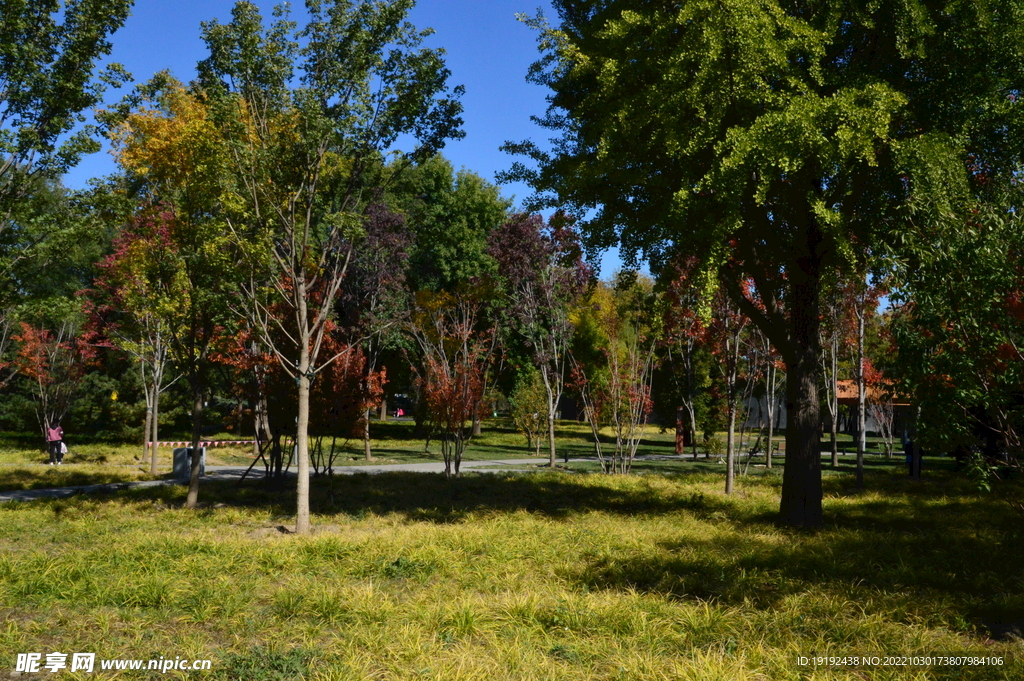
0;457;593;504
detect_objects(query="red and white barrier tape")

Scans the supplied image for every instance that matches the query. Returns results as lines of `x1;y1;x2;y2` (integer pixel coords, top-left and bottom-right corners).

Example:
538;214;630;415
148;440;255;448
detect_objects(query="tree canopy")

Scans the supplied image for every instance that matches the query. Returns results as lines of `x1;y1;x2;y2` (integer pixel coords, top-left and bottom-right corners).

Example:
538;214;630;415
0;0;132;232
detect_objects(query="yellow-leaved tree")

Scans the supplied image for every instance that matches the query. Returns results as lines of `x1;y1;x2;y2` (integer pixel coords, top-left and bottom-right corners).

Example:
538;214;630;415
107;74;234;506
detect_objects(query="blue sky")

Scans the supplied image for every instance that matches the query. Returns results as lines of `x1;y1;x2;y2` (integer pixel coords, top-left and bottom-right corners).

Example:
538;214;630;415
62;1;626;274
66;1;549;196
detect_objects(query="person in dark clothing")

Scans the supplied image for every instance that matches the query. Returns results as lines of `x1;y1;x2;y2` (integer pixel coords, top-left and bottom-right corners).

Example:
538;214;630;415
46;422;64;465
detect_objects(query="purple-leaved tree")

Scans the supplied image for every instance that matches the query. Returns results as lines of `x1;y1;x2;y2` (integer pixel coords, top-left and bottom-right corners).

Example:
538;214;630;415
488;213;589;467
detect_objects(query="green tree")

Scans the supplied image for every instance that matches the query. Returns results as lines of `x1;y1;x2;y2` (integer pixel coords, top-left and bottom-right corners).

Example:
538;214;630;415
888;201;1024;475
508;365;547;456
505;0;1024;526
386;154;511;293
0;0;131;231
200;0;464;533
383;154;510;438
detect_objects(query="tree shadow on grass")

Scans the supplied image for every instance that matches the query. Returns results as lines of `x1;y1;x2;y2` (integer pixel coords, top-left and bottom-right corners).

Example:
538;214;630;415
117;470;734;524
99;466;1024;638
567;476;1024;638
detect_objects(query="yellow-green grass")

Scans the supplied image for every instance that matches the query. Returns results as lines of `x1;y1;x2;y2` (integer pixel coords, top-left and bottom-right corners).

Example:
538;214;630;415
0;442;254;492
0;420;628;492
0;467;1021;680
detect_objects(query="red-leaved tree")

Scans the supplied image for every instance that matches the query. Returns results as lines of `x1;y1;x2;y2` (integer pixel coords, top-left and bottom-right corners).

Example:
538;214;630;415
411;287;495;478
15;322;97;445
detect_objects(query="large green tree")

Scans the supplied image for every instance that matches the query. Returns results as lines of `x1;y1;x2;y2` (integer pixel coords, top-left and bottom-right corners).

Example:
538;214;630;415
504;0;1024;526
386;155;511;293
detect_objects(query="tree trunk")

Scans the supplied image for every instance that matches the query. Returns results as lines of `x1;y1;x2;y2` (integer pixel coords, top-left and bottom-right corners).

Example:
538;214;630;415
830;334;839;468
363;408;373;460
725;404;736;494
379;396;387;421
541;366;558;467
765;360;776;469
689;408;699;460
830;417;839;468
856;304;866;489
675;406;685;455
472;414;482;436
150;380;160;475
185;385;204;509
296;368;311;535
254;390;270;457
779;267;824;528
142;395;153;465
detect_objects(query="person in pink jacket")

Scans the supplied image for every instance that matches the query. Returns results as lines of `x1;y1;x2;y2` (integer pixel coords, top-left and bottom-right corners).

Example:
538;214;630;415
46;422;64;465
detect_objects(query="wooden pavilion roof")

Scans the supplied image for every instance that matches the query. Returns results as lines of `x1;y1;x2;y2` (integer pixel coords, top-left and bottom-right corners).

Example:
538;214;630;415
835;380;910;407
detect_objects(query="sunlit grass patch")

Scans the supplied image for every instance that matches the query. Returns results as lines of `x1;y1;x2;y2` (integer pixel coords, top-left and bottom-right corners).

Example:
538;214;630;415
0;466;1021;679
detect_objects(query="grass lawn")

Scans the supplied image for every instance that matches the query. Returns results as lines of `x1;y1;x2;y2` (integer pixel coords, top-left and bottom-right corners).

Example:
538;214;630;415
1;449;1022;680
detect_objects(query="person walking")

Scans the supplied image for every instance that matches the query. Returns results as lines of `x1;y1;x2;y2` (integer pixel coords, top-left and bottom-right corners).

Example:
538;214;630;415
46;422;64;465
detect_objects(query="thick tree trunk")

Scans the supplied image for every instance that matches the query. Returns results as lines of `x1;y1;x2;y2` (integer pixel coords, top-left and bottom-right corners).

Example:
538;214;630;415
779;269;824;528
379;396;387;421
472;414;482;436
856;305;866;489
185;385;204;509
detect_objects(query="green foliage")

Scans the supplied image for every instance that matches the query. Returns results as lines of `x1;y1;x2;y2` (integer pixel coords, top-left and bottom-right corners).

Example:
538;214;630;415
887;199;1024;465
0;178;116;324
0;0;132;229
508;366;547;453
387;155;511;292
507;0;1024;525
506;0;1024;268
703;435;725;459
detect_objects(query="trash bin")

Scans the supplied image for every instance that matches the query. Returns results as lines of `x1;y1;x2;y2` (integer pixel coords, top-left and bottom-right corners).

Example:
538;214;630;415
173;447;205;478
